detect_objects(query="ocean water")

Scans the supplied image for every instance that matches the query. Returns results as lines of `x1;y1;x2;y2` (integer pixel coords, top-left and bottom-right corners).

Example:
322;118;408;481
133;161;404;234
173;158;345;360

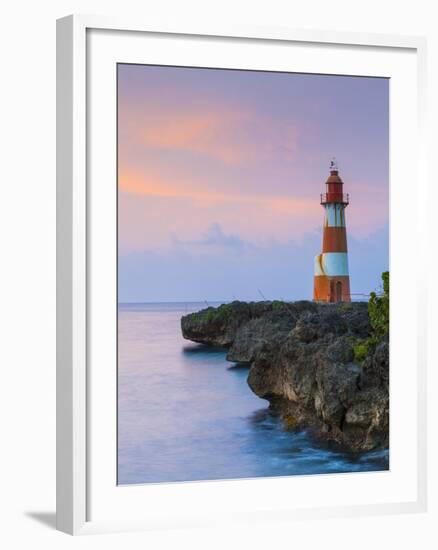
118;302;389;485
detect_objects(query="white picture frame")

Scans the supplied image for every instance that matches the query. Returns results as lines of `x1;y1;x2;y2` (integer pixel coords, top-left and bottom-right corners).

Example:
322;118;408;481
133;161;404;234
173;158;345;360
56;14;428;535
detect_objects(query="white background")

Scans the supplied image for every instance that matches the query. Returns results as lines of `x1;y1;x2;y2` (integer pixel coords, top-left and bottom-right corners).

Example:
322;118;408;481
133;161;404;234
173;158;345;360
0;0;436;548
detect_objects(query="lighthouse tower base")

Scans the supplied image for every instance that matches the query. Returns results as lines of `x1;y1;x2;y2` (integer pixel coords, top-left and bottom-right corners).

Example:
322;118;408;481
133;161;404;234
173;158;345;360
313;274;351;303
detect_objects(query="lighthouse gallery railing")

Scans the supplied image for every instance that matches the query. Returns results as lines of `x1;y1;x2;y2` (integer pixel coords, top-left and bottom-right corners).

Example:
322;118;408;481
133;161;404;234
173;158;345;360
320;192;349;205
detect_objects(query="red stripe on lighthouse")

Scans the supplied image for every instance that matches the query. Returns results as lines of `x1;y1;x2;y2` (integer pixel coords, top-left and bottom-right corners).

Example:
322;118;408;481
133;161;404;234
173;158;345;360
322;227;348;253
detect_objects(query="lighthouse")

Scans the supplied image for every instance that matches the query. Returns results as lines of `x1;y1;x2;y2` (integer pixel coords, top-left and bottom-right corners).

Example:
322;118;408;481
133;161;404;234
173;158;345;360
313;160;351;303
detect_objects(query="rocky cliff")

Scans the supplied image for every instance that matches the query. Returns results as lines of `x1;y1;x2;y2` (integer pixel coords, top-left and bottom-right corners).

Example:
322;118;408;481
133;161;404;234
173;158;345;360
181;301;388;452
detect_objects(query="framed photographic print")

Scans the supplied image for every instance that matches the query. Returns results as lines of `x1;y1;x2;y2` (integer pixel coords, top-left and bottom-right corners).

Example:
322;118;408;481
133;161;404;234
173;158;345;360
56;15;427;535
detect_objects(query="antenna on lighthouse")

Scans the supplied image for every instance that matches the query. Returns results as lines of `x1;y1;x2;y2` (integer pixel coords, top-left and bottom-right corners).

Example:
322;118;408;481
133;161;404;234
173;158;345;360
330;157;339;172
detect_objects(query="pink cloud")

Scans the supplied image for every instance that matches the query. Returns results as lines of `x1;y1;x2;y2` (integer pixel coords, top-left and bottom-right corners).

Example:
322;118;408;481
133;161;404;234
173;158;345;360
119;169;317;213
142;111;251;164
119;100;300;165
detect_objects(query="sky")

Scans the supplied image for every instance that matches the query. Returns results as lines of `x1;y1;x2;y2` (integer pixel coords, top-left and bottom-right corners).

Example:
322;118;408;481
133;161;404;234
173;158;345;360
118;64;389;303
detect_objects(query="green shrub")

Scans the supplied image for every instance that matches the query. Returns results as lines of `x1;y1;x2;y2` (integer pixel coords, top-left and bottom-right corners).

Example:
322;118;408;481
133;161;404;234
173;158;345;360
202;303;234;323
368;271;389;339
353;338;376;363
271;300;287;312
353;271;389;364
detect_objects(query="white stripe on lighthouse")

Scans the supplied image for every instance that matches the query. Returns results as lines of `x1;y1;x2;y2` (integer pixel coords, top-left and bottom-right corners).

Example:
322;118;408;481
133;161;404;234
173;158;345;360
314;252;349;277
324;204;346;227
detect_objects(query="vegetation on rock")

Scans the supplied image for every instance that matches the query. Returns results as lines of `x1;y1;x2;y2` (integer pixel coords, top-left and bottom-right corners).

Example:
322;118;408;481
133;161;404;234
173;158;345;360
369;271;389;339
201;303;235;323
271;300;289;312
353;271;389;363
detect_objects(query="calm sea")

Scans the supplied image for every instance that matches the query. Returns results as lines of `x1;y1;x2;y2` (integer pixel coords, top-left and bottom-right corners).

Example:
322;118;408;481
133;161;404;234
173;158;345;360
118;302;388;485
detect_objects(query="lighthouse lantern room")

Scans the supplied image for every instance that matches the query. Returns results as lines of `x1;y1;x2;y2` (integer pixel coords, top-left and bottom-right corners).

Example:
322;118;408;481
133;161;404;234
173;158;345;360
313;159;351;303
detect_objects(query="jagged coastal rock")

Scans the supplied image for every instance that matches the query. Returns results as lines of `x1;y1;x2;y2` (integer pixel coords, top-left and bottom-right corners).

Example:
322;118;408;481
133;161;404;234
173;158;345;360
181;301;389;452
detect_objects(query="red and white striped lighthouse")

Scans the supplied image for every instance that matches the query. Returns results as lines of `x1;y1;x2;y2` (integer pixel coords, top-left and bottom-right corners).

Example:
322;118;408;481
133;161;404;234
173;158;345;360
313;159;351;303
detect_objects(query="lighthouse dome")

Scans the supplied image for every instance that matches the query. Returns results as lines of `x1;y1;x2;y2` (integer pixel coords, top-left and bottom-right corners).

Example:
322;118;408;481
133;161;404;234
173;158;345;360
326;172;344;184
